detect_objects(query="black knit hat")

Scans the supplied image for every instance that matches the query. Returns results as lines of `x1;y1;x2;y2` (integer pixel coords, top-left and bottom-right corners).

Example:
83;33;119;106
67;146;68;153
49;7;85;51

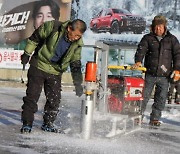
152;15;167;27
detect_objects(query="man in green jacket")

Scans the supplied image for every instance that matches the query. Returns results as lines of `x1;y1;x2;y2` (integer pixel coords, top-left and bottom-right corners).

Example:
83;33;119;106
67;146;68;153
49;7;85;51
20;19;87;133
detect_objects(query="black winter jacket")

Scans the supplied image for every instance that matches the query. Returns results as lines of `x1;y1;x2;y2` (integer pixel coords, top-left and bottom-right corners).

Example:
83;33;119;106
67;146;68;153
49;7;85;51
135;31;180;77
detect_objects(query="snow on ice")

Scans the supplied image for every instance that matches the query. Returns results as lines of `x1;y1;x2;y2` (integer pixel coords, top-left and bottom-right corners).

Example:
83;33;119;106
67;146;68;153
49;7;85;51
0;87;180;154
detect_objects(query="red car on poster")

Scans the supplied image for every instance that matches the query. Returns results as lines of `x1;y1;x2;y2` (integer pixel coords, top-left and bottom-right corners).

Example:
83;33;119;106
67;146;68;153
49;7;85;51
90;8;146;34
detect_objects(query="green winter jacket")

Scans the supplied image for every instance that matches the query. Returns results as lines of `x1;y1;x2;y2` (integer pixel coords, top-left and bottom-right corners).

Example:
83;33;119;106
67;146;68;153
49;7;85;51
24;20;84;75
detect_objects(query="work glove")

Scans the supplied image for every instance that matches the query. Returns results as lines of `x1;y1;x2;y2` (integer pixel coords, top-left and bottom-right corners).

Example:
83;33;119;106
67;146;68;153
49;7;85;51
75;84;84;97
70;60;83;97
131;62;142;69
21;53;30;65
171;70;180;82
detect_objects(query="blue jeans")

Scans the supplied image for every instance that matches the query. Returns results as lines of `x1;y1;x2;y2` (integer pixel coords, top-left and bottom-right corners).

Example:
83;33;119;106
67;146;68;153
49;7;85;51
141;74;169;121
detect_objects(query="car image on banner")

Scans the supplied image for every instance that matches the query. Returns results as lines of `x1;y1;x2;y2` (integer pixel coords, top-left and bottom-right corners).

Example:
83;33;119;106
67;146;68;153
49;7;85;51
90;8;146;34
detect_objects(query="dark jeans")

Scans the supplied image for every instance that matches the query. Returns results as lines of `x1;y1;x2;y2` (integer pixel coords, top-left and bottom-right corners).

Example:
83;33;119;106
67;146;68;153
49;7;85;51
141;74;169;121
168;81;180;103
21;66;62;126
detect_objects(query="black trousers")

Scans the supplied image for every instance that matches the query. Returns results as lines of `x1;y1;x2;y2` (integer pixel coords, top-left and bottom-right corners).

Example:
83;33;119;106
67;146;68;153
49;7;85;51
21;66;62;126
168;81;180;103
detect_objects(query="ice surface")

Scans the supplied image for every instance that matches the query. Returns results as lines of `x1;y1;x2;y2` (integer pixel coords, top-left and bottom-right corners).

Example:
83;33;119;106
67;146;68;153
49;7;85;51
0;87;180;154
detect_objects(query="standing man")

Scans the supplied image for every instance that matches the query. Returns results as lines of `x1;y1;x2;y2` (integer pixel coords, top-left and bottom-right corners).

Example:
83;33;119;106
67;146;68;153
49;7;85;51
132;15;180;126
20;19;87;133
168;71;180;104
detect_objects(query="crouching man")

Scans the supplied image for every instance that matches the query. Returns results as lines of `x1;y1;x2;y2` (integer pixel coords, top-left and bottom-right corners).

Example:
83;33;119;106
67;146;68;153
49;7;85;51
20;19;87;133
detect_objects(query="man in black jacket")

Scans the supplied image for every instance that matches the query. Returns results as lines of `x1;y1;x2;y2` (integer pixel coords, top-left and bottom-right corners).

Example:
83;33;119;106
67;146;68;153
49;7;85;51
132;15;180;126
168;71;180;104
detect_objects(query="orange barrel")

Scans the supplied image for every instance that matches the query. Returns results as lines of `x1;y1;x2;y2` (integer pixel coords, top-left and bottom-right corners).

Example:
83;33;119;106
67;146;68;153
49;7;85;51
85;62;97;82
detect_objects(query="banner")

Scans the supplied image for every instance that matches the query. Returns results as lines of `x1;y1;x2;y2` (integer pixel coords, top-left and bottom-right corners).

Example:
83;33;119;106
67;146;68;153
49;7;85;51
0;0;72;69
0;49;24;69
71;0;180;73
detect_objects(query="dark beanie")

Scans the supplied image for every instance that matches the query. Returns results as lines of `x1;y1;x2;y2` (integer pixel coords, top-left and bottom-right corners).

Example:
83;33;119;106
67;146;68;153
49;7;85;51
152;15;167;27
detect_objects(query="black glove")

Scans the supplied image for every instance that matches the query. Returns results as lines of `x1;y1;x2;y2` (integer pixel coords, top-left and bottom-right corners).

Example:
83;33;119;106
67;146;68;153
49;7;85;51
21;53;30;65
75;85;84;97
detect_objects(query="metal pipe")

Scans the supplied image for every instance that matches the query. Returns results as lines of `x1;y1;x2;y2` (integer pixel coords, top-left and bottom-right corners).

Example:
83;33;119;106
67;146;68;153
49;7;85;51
81;95;94;139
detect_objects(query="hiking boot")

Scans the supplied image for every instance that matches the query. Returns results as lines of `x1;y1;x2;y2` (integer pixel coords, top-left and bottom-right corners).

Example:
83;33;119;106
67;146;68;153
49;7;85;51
149;120;161;126
41;123;63;133
168;95;172;104
168;100;172;104
20;125;32;133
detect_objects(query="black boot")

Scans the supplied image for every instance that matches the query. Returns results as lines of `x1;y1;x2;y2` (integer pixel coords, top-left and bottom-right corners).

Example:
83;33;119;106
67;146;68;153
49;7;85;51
20;122;32;133
175;93;180;104
168;94;172;104
41;123;64;133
